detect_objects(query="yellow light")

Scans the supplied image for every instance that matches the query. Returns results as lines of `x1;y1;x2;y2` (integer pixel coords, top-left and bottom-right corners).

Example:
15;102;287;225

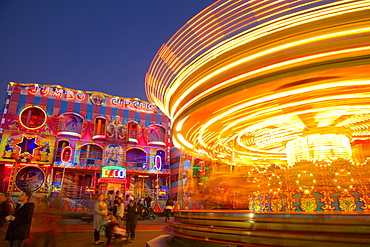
175;115;190;132
286;133;353;166
177;133;194;149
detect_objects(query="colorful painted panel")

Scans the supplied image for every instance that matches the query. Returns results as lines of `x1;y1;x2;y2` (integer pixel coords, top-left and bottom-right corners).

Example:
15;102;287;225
15;166;45;192
106;115;126;140
147;125;166;145
58;113;83;136
102;144;124;166
0;131;55;164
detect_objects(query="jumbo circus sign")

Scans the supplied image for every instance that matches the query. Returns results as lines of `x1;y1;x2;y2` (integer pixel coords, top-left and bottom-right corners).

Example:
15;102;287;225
22;85;86;101
18;84;157;113
110;98;157;113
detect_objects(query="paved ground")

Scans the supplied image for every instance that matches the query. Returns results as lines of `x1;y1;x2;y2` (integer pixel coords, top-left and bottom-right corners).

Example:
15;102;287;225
0;216;172;247
57;216;171;247
54;230;169;247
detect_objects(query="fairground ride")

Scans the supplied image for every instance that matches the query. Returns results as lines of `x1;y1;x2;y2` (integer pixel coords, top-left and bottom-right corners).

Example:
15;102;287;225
145;0;370;246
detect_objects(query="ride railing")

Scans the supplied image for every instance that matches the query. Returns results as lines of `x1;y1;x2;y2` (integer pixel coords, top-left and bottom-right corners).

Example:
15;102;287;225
164;210;370;246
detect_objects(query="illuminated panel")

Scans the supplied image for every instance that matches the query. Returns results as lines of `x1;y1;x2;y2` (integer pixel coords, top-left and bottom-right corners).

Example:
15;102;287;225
102;166;126;179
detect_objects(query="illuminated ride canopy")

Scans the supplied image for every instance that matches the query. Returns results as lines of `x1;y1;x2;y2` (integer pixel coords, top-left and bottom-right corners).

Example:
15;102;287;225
145;0;370;167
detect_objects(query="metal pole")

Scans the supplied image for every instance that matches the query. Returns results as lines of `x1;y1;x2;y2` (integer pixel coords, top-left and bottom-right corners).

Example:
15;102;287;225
48;167;54;196
59;166;66;198
156;172;159;201
142;177;145;198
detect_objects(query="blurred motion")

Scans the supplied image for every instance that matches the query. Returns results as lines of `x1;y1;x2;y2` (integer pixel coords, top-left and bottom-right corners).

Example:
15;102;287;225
145;0;370;212
0;192;12;246
29;195;61;247
146;0;370;245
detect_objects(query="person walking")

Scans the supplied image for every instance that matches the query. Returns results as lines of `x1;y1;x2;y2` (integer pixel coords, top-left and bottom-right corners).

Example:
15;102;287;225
144;194;152;208
124;200;140;243
5;190;35;247
165;197;174;222
0;192;12;246
93;194;108;245
31;195;60;247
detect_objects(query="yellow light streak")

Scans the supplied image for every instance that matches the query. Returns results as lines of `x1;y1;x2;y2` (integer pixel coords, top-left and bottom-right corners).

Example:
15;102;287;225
172;36;370;119
161;1;369;114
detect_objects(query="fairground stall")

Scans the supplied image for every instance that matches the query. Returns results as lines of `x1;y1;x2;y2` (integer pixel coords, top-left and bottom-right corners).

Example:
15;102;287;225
0;82;171;210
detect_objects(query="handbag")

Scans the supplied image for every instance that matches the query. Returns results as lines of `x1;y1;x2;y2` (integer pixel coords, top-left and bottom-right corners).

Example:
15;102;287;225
165;205;174;210
99;218;106;235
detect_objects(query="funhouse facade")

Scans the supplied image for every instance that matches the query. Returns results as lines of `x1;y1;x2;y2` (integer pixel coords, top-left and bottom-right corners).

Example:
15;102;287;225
0;82;171;210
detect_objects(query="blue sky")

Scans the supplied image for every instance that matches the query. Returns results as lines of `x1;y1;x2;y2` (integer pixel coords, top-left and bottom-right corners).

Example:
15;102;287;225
0;0;216;105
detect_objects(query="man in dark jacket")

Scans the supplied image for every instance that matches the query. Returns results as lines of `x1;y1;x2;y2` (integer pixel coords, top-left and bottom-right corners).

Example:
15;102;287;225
0;192;12;245
5;190;34;247
124;200;139;243
144;195;152;208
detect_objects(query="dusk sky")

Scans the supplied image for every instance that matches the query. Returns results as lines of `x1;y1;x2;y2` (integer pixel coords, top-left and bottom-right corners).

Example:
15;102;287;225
0;0;216;106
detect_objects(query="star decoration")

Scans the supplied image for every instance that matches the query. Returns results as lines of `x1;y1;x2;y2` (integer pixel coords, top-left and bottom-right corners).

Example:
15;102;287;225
16;136;40;155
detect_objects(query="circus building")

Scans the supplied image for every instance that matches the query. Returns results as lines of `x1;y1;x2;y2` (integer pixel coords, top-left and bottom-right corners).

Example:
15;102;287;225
0;82;171;207
145;0;370;245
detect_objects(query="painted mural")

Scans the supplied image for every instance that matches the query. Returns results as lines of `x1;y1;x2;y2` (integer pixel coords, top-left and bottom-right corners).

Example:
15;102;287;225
0;131;55;164
103;144;124;166
15;166;45;192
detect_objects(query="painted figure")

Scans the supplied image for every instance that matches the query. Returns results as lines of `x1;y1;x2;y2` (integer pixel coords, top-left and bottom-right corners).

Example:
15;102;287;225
38;142;50;162
103;145;123;166
9;120;20;131
106;116;125;140
2;138;16;159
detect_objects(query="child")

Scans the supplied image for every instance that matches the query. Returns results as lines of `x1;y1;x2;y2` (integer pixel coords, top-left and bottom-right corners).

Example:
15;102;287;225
104;215;127;246
104;215;118;247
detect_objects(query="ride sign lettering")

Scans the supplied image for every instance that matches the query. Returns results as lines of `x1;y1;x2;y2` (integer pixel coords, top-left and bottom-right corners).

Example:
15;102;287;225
102;166;126;179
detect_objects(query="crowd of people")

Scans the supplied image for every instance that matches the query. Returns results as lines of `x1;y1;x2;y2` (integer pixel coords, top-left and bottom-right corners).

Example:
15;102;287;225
0;190;174;247
93;192;154;246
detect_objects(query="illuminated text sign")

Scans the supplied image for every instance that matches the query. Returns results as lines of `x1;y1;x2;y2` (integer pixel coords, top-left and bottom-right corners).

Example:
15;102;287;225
102;166;126;179
110;98;157;113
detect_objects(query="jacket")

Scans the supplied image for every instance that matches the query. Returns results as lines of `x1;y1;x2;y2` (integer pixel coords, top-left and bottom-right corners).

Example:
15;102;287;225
125;203;139;221
93;201;107;230
5;202;35;240
0;200;12;228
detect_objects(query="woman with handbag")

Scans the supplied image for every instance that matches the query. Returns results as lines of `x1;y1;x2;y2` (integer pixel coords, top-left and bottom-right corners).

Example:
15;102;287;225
116;198;125;226
93;194;108;245
164;197;174;222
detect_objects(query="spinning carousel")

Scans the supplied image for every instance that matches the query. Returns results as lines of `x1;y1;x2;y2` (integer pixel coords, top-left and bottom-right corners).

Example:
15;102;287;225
145;0;370;245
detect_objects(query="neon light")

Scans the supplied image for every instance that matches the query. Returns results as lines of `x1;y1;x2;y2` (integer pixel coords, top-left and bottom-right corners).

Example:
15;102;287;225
61;146;72;163
154;155;162;170
110;98;157;113
18;106;47;130
102;166;126;179
50;87;63;98
57;131;82;138
148;141;165;146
